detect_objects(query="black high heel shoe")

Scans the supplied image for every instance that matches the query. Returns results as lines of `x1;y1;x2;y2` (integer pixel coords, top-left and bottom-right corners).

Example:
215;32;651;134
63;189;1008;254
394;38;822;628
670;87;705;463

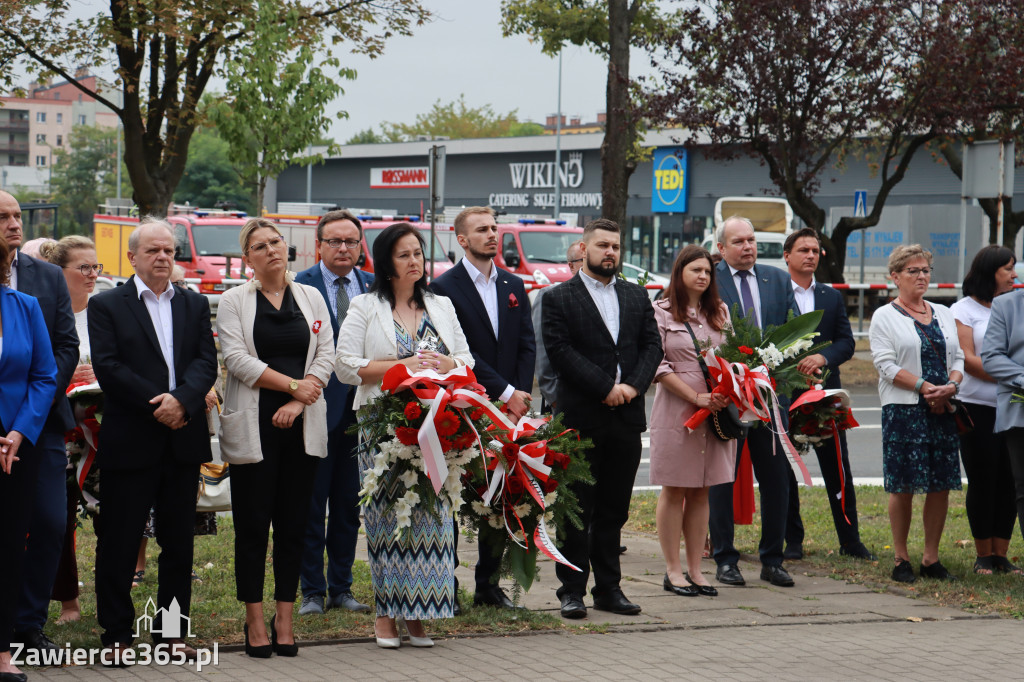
270;615;299;657
244;623;273;658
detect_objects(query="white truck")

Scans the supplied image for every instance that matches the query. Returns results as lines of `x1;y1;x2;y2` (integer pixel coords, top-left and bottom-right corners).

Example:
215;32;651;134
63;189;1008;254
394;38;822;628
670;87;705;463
701;197;794;270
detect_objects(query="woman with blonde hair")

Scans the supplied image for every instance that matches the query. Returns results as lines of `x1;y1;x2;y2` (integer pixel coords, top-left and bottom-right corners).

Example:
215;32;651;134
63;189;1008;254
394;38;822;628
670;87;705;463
870;244;964;583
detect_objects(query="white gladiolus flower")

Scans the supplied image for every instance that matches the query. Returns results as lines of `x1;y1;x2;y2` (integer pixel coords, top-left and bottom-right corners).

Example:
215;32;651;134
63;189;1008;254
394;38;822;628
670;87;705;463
399;469;418;488
403;489;421;506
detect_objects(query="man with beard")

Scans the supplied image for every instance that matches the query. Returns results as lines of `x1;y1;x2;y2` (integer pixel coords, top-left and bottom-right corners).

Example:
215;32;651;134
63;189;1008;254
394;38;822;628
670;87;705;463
542;218;662;619
429;206;536;612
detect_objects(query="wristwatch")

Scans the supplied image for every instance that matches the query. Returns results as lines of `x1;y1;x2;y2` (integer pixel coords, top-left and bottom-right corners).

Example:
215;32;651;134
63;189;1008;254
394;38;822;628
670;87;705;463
288;379;299;393
947;379;960;395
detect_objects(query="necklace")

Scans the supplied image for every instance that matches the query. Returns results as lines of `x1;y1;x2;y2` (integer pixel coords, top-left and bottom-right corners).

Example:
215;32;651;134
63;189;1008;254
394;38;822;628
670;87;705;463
394;307;420;341
897;297;928;315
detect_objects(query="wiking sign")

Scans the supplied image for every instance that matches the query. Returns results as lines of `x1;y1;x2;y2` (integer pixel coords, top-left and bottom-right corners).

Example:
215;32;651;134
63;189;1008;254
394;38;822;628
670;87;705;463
489;153;601;209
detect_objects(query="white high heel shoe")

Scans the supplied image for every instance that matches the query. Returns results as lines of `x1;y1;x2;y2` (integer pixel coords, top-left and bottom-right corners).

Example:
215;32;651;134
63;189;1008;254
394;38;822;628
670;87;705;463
374;618;401;649
397;617;434;648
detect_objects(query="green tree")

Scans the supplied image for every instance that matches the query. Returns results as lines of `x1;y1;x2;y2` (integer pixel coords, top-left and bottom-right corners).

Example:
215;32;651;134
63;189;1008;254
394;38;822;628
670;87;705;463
50;125;130;232
0;0;431;217
173;125;255;214
346;127;385;144
501;0;679;228
380;95;544;141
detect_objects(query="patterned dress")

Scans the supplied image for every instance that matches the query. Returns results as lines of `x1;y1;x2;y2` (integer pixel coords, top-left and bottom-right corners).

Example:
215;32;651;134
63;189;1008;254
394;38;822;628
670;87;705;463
358;312;455;619
881;313;962;494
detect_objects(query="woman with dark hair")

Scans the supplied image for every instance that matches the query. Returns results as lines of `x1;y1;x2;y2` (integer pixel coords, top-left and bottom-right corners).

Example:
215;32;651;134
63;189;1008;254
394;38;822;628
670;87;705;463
649;245;732;597
335;223;473;648
1;235;59;682
950;245;1019;574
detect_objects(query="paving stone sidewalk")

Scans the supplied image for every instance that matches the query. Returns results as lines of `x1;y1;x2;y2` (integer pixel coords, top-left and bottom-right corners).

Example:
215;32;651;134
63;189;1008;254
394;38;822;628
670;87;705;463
23;531;1023;680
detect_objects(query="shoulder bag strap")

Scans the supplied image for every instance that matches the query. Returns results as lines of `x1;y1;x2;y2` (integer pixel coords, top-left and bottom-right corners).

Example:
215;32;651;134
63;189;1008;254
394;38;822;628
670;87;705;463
682;320;715;392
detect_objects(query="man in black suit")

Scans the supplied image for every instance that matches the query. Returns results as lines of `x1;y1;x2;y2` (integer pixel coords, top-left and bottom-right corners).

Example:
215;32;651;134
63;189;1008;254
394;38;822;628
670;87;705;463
296;209;374;616
782;228;876;561
430;206;536;611
542;218;662;619
89;219;218;663
1;191;79;657
710;216;799;588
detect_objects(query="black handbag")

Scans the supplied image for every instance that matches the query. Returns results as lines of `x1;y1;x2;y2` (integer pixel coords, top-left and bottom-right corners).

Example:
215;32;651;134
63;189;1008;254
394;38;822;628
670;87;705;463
683;321;749;442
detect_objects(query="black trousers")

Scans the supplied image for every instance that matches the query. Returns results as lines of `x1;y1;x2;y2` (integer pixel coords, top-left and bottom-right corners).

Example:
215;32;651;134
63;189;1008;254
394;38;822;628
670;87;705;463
51;471;82;602
960;404;1016;541
990;423;1024;544
231;418;318;604
785;428;862;550
708;421;790;568
0;427;40;654
95;451;199;646
555;413;642;599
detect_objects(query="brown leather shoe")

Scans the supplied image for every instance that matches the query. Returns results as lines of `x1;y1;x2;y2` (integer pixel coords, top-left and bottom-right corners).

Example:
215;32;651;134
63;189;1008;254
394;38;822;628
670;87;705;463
162;639;198;662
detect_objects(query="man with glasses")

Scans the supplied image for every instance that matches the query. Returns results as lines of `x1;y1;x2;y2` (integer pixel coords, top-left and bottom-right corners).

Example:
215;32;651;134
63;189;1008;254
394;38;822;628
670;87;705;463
296;209;374;615
534;240;584;413
1;191;79;660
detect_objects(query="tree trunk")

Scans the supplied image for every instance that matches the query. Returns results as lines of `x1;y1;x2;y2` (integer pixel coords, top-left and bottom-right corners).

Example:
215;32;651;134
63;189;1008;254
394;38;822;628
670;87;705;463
601;0;634;230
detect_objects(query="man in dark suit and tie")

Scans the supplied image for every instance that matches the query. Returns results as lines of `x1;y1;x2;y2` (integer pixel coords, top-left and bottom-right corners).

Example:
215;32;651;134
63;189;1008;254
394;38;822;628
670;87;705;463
430;206;536;611
782;228;876;561
1;190;79;658
542;218;662;619
296;209;374;616
710;215;799;588
89;219;218;663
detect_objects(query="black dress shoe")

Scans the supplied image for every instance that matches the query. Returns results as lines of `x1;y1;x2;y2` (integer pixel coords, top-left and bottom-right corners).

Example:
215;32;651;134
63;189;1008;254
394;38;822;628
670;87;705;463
13;629;58;656
760;564;795;587
715;563;746;586
618;545;627;554
243;623;272;659
783;545;804;561
473;585;520;609
100;642;132;668
559;593;587;619
684;573;718;597
592;588;641;615
839;542;878;561
0;672;28;682
663;573;698;596
270;615;298;657
452;595;462;616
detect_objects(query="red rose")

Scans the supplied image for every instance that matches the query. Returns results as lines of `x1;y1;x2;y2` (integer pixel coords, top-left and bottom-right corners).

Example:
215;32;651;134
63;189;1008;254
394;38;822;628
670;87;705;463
545;450;570;469
508;293;519;309
800;422;818;435
501;442;520;470
542;478;560;493
507;476;525;495
404;402;422;421
799;404;816;414
738;346;754;355
395;426;419;446
435;409;461;436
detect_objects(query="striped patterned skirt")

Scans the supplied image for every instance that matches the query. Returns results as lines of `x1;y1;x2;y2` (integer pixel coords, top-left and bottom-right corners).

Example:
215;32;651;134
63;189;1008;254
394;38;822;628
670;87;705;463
358;437;454;619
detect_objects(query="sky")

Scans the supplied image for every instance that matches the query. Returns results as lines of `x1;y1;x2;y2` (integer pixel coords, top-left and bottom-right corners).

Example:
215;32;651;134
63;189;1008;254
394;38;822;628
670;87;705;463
16;1;649;142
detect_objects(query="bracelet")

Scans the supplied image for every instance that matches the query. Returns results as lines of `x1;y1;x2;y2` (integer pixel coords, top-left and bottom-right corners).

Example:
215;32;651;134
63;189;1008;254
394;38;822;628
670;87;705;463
913;377;924;393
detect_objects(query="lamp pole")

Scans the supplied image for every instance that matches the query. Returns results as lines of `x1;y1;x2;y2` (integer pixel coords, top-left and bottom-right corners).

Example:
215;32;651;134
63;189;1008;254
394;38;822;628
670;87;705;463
553;51;562;219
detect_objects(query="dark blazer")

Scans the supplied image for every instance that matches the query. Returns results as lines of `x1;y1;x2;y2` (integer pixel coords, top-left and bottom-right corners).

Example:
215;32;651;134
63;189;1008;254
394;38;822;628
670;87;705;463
16;253;78;433
542;273;662;431
295;263;374;430
715;260;798;330
0;286;58;445
88;276;218;470
804;282;855;390
430;260;536;399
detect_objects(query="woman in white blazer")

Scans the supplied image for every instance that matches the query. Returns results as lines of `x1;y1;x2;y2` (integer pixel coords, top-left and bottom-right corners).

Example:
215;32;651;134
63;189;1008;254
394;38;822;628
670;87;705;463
217;218;334;659
335;223;473;649
870;244;964;585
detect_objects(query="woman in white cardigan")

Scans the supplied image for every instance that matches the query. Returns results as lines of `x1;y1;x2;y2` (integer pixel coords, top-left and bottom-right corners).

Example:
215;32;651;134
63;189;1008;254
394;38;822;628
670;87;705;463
336;223;473;649
870;244;964;585
217;218;334;658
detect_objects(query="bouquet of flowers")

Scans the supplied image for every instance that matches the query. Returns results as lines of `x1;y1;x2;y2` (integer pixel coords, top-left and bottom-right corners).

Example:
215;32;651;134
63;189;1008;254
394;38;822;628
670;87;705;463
789;388;859;451
459;412;592;591
65;379;103;517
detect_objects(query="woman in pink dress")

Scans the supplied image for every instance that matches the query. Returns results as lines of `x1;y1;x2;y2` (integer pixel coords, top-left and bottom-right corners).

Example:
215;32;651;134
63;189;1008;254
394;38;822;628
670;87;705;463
650;245;734;597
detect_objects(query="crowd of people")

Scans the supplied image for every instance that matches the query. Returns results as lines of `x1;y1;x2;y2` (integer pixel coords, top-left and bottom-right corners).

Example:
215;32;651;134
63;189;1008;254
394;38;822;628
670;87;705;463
1;188;1023;679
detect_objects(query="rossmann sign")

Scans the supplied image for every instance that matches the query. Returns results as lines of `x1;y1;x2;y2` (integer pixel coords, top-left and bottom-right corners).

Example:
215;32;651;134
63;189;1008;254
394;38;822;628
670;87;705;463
370;167;430;189
651;147;689;213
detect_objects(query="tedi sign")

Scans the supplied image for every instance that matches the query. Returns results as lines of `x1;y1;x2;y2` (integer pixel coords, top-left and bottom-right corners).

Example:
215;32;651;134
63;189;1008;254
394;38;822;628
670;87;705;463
489;153;602;209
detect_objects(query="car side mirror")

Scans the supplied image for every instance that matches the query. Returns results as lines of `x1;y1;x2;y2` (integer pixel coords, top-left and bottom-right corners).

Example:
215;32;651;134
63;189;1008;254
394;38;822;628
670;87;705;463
503;248;521;269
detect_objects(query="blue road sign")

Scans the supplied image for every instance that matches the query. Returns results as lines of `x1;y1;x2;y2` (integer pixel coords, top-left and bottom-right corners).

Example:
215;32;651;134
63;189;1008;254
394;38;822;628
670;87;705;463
854;190;868;218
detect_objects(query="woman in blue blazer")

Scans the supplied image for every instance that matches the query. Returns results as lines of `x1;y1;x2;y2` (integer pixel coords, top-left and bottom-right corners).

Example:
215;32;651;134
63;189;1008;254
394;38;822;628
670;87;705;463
0;236;58;682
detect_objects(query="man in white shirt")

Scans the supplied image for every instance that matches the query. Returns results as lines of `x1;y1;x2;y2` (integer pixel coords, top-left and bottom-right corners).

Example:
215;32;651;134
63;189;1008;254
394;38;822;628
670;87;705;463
430;206;536;611
782;228;873;561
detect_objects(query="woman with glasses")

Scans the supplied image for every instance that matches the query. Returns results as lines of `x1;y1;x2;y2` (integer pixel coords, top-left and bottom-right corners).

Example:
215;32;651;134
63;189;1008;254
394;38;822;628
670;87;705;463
39;236;101;626
870;244;964;584
216;218;334;658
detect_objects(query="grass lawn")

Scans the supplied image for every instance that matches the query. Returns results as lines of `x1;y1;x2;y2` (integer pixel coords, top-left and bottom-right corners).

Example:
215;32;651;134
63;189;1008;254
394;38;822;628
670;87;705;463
626;486;1024;619
49;518;569;650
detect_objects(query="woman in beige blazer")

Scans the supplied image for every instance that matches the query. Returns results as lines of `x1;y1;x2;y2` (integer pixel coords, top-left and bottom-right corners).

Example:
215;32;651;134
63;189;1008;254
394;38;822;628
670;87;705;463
217;218;334;659
335;223;473;649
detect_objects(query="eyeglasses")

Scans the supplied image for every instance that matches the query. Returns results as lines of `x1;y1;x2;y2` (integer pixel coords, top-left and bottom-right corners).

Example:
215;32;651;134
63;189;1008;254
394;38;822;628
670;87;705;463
172;280;186;287
567;258;584;265
903;267;931;277
248;236;288;254
322;238;361;250
66;264;103;275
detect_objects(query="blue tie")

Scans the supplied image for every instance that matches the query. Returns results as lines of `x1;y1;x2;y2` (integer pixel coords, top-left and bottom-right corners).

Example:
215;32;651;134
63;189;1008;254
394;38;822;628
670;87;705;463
737;269;760;328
